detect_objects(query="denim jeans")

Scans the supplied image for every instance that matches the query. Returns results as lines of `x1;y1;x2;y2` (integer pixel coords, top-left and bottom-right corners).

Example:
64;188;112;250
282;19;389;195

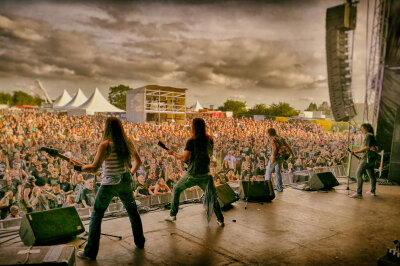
356;159;376;195
170;173;224;222
265;161;283;192
84;174;144;259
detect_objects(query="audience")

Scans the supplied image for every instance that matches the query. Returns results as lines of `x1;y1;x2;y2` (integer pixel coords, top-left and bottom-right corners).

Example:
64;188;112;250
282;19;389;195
0;109;356;219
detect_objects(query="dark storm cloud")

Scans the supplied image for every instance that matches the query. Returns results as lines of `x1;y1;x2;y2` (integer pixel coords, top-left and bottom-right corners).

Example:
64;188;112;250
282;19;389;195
0;11;320;92
0;0;364;108
89;17;188;39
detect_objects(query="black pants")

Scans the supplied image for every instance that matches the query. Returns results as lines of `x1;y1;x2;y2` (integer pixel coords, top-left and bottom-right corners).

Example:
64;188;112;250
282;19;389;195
84;176;144;259
170;173;224;222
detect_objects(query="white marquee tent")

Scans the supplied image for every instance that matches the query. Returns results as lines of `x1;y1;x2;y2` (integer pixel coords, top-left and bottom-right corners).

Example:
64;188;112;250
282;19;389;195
55;88;87;110
52;89;72;108
193;100;204;111
67;88;125;116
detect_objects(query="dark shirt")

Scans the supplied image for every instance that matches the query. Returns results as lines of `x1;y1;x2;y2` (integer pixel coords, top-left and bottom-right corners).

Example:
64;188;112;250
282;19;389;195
363;133;378;161
82;188;95;207
31;169;49;186
185;137;213;176
134;183;150;195
166;179;175;189
254;167;266;176
23;183;34;202
59;181;72;193
145;177;157;187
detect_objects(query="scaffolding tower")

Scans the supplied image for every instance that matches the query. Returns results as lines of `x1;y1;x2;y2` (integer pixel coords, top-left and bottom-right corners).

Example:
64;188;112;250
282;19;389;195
126;85;187;123
364;0;391;128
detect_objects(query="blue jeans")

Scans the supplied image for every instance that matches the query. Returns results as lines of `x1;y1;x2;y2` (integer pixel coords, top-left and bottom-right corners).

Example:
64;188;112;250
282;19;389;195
356;159;376;195
265;161;283;192
84;174;144;259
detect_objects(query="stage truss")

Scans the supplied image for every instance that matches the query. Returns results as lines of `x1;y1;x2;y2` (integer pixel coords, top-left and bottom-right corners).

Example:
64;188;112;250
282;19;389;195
364;0;391;128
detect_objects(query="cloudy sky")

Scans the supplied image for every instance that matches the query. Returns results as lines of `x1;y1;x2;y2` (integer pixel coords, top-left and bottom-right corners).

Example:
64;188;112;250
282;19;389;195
0;0;368;109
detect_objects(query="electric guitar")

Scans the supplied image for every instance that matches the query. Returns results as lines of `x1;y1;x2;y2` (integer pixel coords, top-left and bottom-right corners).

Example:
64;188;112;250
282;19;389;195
40;147;84;166
347;148;361;160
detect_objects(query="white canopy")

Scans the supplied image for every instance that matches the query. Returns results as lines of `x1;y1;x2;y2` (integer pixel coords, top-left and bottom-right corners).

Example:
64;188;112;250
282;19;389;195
56;88;87;110
52;89;72;108
68;88;124;115
193;100;204;111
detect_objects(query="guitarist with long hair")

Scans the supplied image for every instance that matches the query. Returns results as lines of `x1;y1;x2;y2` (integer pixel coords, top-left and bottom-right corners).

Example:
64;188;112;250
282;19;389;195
76;117;145;260
349;123;379;199
164;118;224;226
264;128;294;192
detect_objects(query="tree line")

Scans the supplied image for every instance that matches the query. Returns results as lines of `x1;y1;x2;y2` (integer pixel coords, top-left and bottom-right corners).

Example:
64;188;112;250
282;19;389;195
0;91;44;106
217;99;331;118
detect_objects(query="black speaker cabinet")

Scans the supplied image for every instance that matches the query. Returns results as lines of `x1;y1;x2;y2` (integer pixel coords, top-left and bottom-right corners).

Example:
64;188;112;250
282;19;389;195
238;180;275;202
19;207;85;246
216;183;239;208
308;172;339;190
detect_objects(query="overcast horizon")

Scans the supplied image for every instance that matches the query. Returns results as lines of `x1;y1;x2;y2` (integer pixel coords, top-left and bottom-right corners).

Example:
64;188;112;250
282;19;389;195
0;0;369;109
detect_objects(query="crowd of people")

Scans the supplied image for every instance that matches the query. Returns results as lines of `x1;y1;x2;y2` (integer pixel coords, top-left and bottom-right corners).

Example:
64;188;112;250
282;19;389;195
0;109;358;220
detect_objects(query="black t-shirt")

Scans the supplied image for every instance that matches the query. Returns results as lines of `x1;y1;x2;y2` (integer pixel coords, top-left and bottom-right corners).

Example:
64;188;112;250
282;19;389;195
364;133;378;160
134;183;150;195
166;179;175;189
145;177;157;187
23;183;34;201
31;169;49;186
82;188;95;207
185;137;213;176
59;181;72;193
254;167;266;176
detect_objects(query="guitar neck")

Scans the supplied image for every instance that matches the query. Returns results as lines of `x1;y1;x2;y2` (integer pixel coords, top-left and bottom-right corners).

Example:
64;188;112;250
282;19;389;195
55;154;84;166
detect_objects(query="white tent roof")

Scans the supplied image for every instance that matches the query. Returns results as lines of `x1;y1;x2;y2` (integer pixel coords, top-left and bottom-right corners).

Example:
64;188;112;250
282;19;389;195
74;88;124;115
193;100;204;111
52;89;72;108
57;88;87;109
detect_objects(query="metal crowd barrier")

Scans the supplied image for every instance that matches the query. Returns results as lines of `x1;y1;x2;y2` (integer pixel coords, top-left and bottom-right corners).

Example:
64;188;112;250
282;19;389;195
281;165;347;185
0;187;203;229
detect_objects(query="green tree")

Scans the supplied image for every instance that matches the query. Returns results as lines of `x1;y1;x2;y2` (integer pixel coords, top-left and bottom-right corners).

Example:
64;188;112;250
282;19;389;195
0;92;12;105
11;91;44;106
247;103;270;116
317;101;331;115
108;84;132;110
305;102;318;111
268;102;299;117
218;99;247;117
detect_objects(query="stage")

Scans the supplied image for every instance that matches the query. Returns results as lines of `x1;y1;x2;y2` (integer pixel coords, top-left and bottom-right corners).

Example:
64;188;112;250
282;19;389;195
5;182;400;265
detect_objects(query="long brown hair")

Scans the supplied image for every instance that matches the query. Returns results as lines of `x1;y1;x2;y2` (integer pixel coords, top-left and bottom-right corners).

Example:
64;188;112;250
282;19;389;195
102;117;134;164
191;118;212;156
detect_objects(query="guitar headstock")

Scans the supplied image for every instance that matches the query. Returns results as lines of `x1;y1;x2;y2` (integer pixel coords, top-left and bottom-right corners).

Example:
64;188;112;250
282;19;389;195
40;147;59;157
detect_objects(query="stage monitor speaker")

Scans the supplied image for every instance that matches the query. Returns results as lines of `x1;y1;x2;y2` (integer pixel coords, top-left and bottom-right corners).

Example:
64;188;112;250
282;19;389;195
19;207;85;246
308;172;339;190
216;183;239;209
389;107;400;183
238;180;275;202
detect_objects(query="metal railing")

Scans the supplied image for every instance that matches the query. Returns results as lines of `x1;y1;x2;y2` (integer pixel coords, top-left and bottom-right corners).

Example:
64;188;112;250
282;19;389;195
0;187;203;230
